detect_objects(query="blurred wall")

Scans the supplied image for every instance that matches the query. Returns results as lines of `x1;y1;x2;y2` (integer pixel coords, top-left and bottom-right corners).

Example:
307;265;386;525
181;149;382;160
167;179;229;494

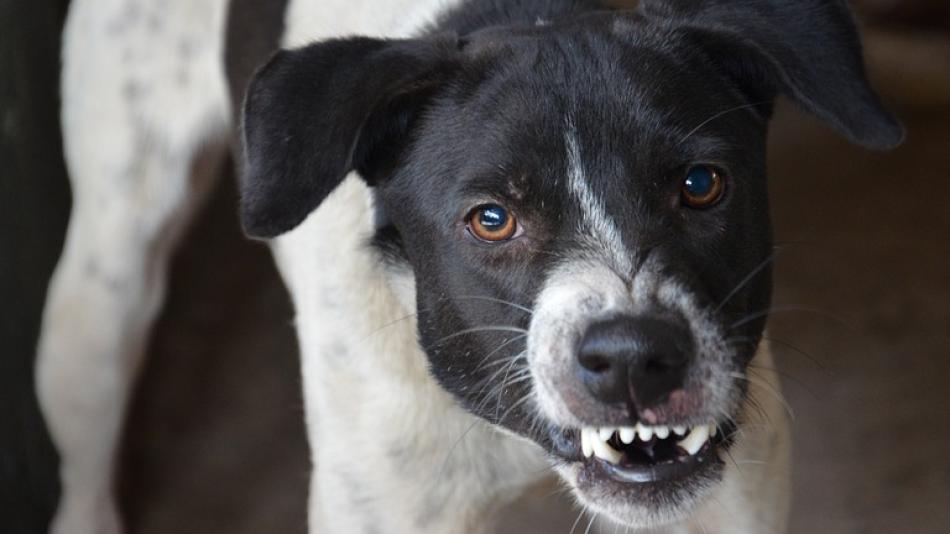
0;0;71;531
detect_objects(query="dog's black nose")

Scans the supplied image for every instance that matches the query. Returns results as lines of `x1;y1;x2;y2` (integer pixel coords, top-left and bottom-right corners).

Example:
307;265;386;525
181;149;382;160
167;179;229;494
577;316;692;409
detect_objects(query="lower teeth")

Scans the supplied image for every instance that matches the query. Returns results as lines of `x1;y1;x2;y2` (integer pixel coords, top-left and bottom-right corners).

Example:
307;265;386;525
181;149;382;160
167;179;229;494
581;423;716;465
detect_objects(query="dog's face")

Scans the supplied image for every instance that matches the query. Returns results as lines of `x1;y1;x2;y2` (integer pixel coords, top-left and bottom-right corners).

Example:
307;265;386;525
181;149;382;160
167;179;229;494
375;20;776;524
241;1;900;527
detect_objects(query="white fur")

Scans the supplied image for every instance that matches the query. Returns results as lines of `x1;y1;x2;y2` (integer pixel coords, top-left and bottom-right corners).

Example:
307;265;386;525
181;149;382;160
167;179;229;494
565;127;634;276
38;0;230;532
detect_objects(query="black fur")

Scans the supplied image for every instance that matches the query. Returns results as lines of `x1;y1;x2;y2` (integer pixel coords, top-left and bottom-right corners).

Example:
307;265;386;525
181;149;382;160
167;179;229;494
238;0;901;509
241;35;461;237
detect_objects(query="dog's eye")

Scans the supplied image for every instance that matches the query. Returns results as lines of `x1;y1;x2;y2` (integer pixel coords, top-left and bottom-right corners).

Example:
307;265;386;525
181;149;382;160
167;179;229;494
681;166;725;208
467;204;518;242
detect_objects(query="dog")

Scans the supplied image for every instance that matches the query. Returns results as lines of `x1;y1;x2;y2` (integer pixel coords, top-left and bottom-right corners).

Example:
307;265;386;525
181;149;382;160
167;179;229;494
37;0;903;532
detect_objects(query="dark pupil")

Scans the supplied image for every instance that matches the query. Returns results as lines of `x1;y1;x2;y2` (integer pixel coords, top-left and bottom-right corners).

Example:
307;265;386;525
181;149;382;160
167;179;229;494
685;167;714;196
479;206;507;229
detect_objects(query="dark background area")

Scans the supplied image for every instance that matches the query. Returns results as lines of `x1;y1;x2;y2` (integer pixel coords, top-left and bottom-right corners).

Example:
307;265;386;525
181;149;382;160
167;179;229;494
1;1;71;532
1;1;948;533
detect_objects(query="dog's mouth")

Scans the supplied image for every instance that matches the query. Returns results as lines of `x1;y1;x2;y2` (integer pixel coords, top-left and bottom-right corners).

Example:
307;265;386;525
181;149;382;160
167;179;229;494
551;421;734;485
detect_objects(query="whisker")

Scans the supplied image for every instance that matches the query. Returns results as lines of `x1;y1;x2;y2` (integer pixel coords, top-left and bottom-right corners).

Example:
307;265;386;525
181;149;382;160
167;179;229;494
729;305;853;331
747;363;820;399
451;294;534;315
584;512;599;534
730;371;795;421
722;447;746;482
362;311;419;340
494;353;530;418
725;335;826;396
497;391;536;427
715;248;781;312
477;356;529;417
470;355;530;417
470;334;527;374
680;100;772;143
762;335;828;370
569;507;588;534
434;418;481;483
425;325;528;349
740;392;775;430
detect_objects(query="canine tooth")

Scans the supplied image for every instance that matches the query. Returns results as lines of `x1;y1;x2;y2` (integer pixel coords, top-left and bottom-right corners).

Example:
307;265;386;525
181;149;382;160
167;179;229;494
654;425;670;439
711;424;718;437
599;427;615;441
636;423;654;442
581;428;594;458
619;427;636;444
677;425;711;456
672;425;687;436
591;436;623;464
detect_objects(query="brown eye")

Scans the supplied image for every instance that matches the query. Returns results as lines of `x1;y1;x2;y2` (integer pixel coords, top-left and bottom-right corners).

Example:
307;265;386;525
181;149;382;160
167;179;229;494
467;204;517;242
681;166;725;208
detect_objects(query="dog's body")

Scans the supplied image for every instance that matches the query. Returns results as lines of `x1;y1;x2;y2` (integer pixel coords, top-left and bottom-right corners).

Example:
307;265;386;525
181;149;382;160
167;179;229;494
38;0;900;532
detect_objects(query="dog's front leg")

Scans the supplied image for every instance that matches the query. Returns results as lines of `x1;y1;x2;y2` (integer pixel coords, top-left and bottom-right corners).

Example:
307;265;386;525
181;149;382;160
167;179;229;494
36;1;231;532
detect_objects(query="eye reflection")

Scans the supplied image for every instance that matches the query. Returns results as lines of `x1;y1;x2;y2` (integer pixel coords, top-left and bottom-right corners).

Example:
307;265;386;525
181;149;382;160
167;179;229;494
681;166;725;208
467;204;518;242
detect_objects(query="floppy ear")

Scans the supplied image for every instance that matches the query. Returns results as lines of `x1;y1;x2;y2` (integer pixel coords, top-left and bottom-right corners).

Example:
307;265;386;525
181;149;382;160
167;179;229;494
637;0;904;150
240;35;460;238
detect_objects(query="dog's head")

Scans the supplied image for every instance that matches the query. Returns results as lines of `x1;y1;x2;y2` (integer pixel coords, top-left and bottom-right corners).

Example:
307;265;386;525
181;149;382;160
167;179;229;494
240;0;900;527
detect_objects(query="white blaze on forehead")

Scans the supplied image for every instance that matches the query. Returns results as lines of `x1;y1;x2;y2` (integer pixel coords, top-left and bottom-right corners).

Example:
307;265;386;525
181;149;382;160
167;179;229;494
564;128;633;275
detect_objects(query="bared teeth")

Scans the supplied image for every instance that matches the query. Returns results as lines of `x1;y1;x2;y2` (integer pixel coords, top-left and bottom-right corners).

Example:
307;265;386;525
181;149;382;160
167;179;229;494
619;427;636;444
635;423;654;442
580;422;718;463
676;424;713;456
581;428;595;458
591;435;623;464
580;427;621;463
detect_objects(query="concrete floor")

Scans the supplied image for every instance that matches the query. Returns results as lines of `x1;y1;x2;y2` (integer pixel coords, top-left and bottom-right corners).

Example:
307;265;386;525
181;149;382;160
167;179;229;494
119;27;950;534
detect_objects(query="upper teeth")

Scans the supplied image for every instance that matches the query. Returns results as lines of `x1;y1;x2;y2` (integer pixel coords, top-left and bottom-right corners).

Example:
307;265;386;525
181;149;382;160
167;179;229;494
580;423;718;464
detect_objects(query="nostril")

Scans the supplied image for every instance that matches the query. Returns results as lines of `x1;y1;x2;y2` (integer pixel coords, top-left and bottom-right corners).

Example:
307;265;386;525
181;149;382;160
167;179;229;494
642;351;686;375
579;353;612;374
644;358;670;375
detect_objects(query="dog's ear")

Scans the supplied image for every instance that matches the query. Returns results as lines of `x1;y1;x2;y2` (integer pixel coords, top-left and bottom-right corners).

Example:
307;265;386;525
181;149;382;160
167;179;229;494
637;0;904;150
240;36;460;238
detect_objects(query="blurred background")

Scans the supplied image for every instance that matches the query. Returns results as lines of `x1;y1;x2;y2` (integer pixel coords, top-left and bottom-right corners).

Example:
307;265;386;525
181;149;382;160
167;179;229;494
1;0;948;532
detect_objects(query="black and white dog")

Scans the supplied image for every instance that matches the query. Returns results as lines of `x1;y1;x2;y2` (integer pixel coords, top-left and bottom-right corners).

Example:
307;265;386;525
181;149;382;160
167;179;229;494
38;0;902;532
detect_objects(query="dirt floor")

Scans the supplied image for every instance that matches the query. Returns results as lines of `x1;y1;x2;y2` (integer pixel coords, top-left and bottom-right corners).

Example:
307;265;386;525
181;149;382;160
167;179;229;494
118;26;950;534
